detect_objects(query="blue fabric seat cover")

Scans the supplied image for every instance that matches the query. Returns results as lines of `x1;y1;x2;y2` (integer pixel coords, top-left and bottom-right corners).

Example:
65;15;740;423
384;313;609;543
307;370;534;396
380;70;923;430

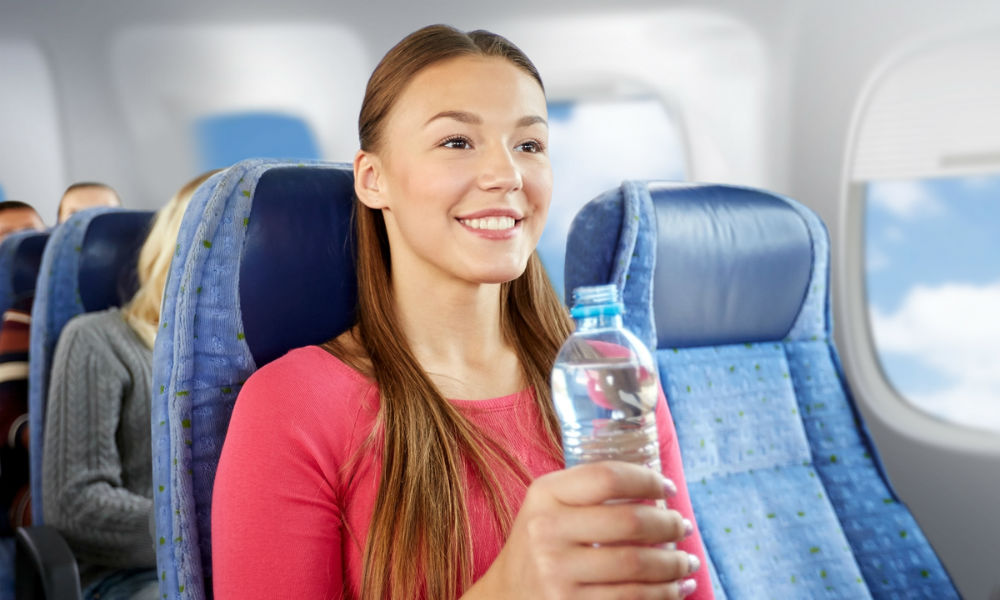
28;208;152;523
152;159;356;600
0;231;49;315
0;231;36;317
565;181;958;599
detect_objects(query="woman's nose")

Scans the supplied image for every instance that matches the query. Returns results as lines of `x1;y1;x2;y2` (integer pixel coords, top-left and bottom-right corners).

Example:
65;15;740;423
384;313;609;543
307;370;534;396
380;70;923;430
477;144;523;192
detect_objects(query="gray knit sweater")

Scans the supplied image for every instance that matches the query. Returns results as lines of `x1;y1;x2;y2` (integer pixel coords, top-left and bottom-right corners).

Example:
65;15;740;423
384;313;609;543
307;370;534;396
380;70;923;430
42;307;155;585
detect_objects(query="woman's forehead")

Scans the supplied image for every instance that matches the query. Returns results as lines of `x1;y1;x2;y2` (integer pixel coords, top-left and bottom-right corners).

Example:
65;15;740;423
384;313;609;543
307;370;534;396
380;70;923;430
389;55;547;127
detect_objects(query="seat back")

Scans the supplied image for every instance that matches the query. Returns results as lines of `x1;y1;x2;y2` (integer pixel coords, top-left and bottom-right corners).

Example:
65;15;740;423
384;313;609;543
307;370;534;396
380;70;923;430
152;159;356;600
0;231;49;315
27;208;153;523
0;231;33;317
565;182;958;599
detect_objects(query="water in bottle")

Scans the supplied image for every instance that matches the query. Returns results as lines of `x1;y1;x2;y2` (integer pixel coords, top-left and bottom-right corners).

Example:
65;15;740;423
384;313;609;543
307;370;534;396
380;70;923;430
552;284;662;477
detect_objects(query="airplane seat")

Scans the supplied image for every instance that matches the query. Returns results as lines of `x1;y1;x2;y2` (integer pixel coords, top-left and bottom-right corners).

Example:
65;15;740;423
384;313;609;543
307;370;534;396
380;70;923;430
0;230;49;316
0;231;49;600
27;207;155;525
152;159;355;599
15;208;152;600
0;231;33;319
564;181;959;599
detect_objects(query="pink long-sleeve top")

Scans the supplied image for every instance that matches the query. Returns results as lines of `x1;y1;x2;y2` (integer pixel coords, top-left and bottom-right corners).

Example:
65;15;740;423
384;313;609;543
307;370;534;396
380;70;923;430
212;345;714;599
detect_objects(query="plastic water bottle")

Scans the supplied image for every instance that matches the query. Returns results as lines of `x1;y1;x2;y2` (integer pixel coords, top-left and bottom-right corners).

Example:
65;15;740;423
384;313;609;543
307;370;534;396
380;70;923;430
552;284;662;482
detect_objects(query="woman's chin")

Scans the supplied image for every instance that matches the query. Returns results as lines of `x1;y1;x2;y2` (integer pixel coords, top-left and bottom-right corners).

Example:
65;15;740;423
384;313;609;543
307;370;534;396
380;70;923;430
464;262;530;285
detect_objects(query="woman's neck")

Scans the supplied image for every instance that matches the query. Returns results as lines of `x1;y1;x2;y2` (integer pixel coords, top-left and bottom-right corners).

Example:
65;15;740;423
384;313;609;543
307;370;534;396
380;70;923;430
392;267;524;400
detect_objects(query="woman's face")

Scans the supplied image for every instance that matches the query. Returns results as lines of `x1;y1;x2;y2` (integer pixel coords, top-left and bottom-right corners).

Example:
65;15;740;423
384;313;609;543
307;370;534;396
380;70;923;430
357;55;551;286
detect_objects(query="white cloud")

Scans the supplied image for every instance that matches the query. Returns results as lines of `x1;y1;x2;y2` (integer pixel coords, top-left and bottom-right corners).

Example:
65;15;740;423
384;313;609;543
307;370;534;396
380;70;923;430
868;180;943;219
871;280;1000;432
908;381;1000;433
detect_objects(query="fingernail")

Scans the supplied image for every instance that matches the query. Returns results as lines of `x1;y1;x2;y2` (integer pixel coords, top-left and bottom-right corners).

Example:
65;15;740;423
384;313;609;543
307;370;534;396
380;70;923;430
662;476;677;498
679;578;698;597
683;518;694;538
687;552;701;574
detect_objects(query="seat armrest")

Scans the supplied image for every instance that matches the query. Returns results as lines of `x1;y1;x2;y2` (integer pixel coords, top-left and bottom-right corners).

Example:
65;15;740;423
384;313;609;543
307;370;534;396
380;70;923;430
15;525;82;600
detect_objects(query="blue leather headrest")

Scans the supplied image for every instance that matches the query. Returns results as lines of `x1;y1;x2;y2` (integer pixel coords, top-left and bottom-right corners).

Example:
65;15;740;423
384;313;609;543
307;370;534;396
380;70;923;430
649;183;812;348
238;166;357;367
78;211;155;312
12;232;50;302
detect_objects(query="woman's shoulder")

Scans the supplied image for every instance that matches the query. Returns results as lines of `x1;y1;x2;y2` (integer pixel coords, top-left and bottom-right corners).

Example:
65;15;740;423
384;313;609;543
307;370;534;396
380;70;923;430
252;345;369;385
239;345;377;414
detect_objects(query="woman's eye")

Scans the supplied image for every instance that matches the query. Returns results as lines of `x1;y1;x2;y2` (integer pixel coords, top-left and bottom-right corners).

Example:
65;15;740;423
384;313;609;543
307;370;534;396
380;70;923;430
516;140;544;153
441;137;471;149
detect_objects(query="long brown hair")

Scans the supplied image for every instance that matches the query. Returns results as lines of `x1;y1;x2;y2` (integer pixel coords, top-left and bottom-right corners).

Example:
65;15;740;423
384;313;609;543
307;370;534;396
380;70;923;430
325;24;574;599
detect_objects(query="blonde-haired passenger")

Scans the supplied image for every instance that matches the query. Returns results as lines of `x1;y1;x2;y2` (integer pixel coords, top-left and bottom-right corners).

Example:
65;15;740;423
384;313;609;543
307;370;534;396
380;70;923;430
42;171;215;600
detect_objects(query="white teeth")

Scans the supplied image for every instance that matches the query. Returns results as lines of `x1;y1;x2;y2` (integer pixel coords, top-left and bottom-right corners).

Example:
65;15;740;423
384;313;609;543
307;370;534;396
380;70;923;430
460;216;516;230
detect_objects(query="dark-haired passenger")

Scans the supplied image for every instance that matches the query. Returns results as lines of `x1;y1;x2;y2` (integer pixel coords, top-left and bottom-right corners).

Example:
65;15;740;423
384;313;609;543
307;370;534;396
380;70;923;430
0;201;45;243
213;25;712;600
58;182;121;224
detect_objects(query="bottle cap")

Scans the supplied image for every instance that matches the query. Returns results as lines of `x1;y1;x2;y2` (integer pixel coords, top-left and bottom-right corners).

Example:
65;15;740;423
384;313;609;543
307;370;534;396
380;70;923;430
570;284;624;318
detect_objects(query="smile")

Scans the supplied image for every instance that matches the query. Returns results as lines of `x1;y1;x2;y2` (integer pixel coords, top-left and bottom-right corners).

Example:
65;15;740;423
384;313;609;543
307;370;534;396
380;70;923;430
458;216;517;230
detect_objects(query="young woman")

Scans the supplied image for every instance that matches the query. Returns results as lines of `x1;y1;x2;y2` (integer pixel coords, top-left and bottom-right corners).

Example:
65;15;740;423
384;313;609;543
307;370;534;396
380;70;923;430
42;171;215;600
212;25;713;600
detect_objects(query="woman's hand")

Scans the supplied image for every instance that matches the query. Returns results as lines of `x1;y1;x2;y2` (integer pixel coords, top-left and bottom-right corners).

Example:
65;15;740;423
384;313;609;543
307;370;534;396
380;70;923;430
466;461;700;599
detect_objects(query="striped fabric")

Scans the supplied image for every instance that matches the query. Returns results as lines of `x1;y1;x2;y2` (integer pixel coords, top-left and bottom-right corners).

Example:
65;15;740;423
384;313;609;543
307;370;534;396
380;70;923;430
0;306;32;536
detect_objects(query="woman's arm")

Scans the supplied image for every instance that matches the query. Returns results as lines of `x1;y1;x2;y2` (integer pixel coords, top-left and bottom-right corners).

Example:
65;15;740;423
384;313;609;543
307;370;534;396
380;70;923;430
212;359;345;599
41;317;155;568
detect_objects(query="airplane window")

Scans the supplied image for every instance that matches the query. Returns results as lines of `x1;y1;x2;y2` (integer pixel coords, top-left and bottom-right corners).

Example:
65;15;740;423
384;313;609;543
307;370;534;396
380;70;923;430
865;175;1000;433
111;24;368;206
194;112;321;171
540;97;686;300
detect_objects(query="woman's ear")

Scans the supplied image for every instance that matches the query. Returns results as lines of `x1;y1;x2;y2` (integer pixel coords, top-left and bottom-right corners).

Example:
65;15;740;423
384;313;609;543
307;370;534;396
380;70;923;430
354;150;389;209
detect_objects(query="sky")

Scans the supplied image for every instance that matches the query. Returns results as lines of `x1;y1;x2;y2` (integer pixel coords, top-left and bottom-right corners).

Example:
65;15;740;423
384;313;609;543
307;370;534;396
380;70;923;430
866;175;1000;433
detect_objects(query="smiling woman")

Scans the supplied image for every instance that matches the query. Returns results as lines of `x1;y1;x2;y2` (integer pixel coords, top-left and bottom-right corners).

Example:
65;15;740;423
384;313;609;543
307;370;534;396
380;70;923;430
211;24;711;600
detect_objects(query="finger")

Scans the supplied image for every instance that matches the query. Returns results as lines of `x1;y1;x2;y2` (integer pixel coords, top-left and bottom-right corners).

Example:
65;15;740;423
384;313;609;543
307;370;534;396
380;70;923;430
575;578;699;600
566;546;697;584
555;504;688;546
543;461;670;506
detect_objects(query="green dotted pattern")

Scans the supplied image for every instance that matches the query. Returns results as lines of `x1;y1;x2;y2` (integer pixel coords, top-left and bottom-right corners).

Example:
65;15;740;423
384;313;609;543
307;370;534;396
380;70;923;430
786;341;958;597
599;182;958;598
151;163;265;599
660;343;869;598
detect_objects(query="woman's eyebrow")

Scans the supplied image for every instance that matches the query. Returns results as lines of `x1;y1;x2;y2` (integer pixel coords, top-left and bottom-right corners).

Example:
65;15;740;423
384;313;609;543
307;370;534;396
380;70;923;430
423;111;548;128
517;115;548;128
425;110;481;126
